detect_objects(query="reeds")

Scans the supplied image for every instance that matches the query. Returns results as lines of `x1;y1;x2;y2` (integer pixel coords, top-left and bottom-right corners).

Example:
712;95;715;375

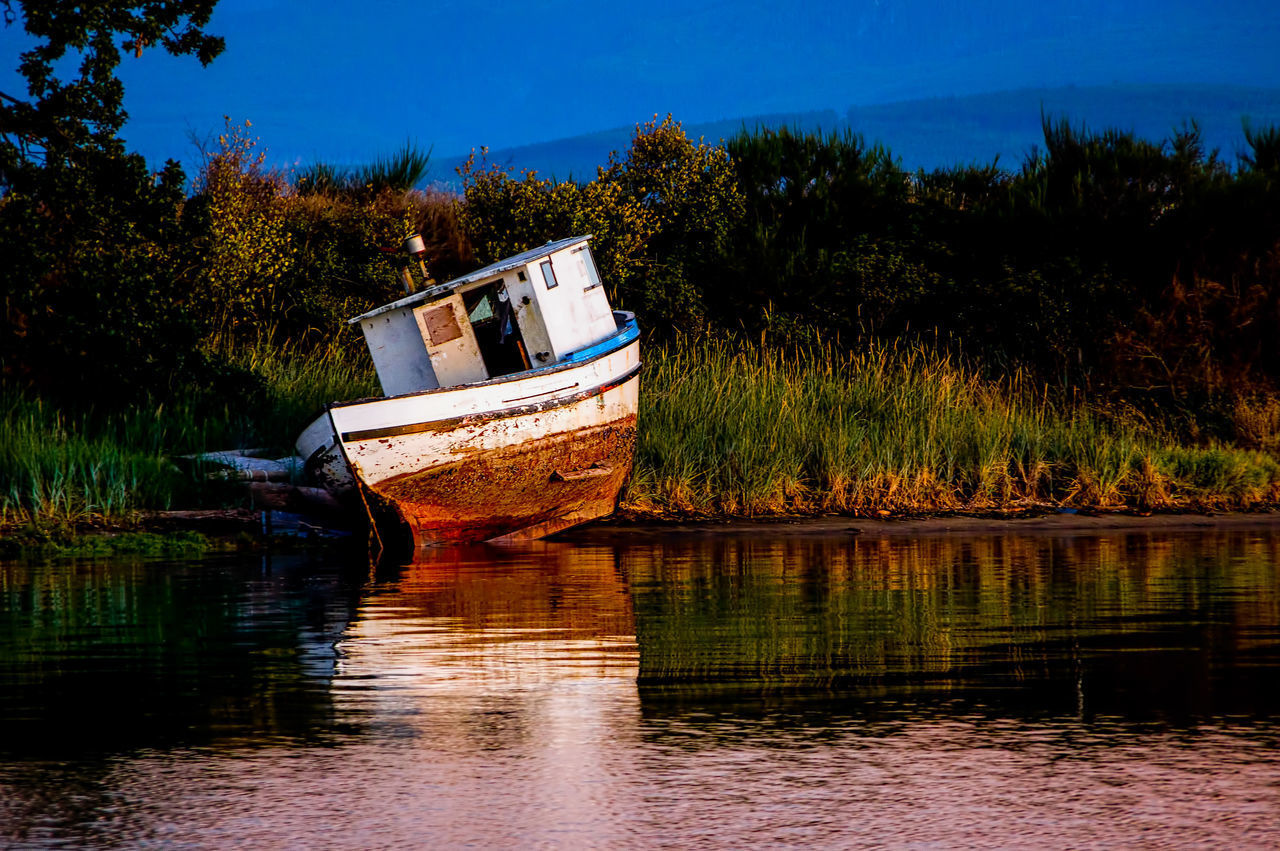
0;398;185;525
3;333;1278;528
222;332;381;442
624;336;1280;516
0;336;378;527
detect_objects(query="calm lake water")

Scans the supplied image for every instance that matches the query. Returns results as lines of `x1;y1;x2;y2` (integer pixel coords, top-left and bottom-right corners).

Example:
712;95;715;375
2;528;1279;848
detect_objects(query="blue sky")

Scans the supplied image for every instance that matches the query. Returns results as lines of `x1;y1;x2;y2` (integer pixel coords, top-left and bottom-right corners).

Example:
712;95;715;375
3;0;1279;172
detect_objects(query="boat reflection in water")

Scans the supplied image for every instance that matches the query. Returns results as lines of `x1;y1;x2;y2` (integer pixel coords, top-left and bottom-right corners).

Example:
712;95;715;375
324;542;643;843
338;542;638;697
2;530;1280;848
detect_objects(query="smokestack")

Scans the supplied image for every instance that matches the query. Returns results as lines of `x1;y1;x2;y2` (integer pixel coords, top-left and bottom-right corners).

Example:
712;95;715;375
403;234;435;287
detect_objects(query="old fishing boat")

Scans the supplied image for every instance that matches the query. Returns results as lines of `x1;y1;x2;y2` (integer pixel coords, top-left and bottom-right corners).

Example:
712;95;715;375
296;235;640;547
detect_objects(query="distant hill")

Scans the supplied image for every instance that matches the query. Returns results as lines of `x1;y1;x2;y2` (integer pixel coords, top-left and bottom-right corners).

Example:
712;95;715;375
844;84;1280;170
433;109;842;187
430;84;1280;188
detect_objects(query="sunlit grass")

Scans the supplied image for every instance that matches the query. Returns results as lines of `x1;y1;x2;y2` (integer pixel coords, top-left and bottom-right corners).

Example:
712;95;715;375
0;398;184;525
4;333;1278;528
624;336;1280;516
0;336;377;527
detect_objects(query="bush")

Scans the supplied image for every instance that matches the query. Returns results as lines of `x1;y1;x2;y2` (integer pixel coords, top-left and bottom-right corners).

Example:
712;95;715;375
187;121;464;348
0;143;207;409
460;116;742;332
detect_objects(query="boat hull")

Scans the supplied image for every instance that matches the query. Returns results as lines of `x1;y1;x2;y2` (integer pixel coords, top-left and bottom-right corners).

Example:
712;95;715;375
374;412;636;545
325;338;640;546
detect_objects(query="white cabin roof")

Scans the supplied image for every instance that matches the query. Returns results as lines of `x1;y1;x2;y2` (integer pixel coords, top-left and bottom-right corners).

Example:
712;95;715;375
348;235;591;324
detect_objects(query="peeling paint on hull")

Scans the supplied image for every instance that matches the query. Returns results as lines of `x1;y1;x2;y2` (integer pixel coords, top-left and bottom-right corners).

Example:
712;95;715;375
375;415;636;546
329;339;641;547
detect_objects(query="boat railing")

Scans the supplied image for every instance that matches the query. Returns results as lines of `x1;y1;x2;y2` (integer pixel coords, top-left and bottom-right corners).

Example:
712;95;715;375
560;311;639;364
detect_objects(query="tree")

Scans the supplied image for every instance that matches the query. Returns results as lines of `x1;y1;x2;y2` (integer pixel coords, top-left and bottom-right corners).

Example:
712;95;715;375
0;0;223;164
0;1;227;407
460;117;742;332
459;147;655;317
597;116;743;326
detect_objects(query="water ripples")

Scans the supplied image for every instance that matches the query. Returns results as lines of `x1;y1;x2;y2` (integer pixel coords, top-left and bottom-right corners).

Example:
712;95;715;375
2;531;1280;847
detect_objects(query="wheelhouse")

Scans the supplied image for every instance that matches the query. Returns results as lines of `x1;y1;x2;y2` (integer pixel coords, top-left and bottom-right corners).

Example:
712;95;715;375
351;236;618;397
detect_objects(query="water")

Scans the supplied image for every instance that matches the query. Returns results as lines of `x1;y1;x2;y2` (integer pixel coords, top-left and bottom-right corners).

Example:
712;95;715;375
2;529;1279;848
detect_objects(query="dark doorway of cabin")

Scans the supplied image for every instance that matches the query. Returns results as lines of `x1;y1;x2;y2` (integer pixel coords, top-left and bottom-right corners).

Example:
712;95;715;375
464;281;531;378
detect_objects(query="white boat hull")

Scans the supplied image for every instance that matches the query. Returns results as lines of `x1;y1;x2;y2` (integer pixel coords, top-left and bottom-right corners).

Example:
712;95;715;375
299;338;640;546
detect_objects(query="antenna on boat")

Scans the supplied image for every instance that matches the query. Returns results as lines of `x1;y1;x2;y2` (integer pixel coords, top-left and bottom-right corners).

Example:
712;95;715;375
403;233;436;292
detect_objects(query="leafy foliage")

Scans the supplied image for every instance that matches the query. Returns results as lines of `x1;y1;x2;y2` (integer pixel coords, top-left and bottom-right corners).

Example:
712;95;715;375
461;116;741;329
187;125;459;347
0;0;223;160
596;117;744;325
722;126;910;334
189;119;297;340
0;147;209;404
0;1;227;409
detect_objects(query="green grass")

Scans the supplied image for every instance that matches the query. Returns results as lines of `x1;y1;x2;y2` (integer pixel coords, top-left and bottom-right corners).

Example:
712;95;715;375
624;336;1280;515
0;335;378;528
3;333;1278;529
0;398;187;525
223;332;381;445
0;529;212;559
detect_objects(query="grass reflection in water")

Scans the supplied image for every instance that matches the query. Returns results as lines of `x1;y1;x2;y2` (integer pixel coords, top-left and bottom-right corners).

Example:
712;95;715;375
627;531;1280;720
1;532;1279;848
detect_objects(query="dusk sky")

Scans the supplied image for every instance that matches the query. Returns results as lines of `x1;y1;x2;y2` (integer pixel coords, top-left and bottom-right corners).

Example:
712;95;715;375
3;0;1280;172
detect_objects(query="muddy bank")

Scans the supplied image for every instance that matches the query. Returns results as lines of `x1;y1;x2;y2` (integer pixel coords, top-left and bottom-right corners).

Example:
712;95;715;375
560;509;1280;542
9;507;1280;559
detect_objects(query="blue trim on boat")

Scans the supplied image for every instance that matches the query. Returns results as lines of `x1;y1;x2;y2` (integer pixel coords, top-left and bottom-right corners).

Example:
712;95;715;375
338;363;642;443
330;312;640;409
561;312;639;363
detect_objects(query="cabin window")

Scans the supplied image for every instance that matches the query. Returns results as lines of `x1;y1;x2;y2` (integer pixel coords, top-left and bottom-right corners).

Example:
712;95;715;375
469;297;494;323
467;284;497;323
579;246;602;290
540;260;559;289
462;282;531;377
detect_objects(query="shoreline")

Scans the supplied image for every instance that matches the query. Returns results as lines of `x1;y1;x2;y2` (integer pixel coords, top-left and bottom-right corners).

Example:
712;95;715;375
560;508;1280;542
5;507;1280;559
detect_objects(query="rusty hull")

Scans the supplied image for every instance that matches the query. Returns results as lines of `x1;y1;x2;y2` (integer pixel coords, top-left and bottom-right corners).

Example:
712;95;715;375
367;414;637;546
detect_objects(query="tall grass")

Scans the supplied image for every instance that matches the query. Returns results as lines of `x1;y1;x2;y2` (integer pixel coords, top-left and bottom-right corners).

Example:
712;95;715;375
223;332;381;443
625;337;1280;516
4;333;1278;528
0;398;187;525
0;336;378;527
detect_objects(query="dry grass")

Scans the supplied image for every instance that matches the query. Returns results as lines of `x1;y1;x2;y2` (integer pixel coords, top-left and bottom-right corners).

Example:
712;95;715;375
624;336;1280;517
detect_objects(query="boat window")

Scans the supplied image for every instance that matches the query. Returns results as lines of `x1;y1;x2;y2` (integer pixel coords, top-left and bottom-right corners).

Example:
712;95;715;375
540;260;558;289
463;282;531;377
467;290;496;323
579;246;602;289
